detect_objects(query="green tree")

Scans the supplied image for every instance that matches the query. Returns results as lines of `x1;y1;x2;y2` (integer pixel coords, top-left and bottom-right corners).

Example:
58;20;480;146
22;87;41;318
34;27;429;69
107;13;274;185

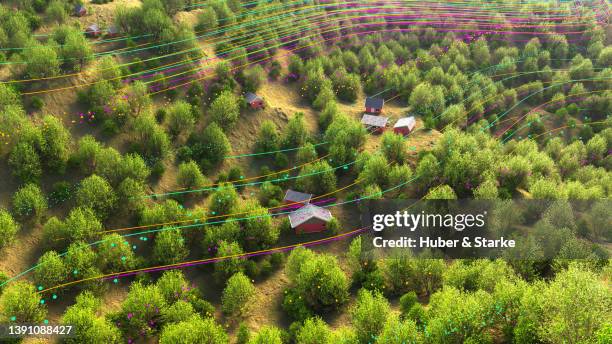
296;160;337;195
214;241;245;280
76;175;117;219
12;183;47;221
381;132;406;164
209;183;238;217
60;29;94;71
376;315;421;344
350;289;390;343
120;282;166;334
0;281;46;323
283;113;309;148
153;228;189;264
249;326;283;344
160;315;229;344
255;120;280;153
296;317;331;344
62;292;121;343
8;142;42;183
97;233;137;272
243;65;266;92
177;160;209;193
40;115;71;172
23;44;59;78
221;272;255;316
233;199;278;249
189;122;231;169
195;8;218;31
166;100;195;136
537;264;611;343
286;249;349;311
210;90;240;131
0;209;19;248
34;251;67;290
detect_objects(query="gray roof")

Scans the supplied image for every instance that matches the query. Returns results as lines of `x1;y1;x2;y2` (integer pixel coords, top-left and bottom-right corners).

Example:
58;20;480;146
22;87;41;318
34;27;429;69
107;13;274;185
394;116;416;129
245;92;261;103
361;114;389;128
284;189;312;203
365;97;384;109
288;204;332;228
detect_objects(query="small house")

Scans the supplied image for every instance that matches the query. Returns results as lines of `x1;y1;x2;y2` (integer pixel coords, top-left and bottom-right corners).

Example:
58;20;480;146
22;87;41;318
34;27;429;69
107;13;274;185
365;97;384;114
74;4;87;17
361;114;389;133
288;204;333;234
245;92;264;109
85;24;101;38
393;116;416;136
283;189;312;208
106;26;120;38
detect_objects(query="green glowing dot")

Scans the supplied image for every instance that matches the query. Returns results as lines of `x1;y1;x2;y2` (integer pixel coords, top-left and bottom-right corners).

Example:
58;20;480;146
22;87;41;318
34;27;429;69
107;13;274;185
113;278;118;283
121;256;126;261
10;316;16;321
38;286;43;291
52;294;57;300
40;300;45;304
44;319;49;324
132;245;137;250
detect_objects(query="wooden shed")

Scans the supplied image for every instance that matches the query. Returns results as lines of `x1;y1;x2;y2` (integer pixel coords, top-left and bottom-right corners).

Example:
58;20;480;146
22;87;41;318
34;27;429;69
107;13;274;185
85;24;101;38
393;116;416;136
74;4;87;17
245;92;264;109
288;204;333;234
361;114;389;134
365;97;384;114
283;189;312;208
106;26;120;38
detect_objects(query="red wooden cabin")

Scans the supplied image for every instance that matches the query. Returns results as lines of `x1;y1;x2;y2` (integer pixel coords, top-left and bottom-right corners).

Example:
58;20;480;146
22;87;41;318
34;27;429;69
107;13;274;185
245;92;264;109
85;24;101;38
365;97;384;114
74;4;87;17
393;116;416;136
288;204;333;234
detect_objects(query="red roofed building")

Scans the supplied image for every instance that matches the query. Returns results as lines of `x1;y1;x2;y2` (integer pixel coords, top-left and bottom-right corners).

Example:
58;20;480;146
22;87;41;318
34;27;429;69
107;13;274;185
288;204;333;234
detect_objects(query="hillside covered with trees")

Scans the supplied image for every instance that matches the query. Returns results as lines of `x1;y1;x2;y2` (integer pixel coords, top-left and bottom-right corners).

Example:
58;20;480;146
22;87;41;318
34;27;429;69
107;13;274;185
0;0;610;343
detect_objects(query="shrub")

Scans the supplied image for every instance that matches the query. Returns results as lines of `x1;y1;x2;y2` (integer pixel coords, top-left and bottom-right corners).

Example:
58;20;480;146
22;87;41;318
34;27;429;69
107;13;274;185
177;161;209;194
221;272;255;316
62;293;122;343
249;325;283;344
350;289;391;343
12;183;47;221
399;291;418;317
160;315;228;344
34;251;67;289
0;281;46;323
75;175;117;219
153;228;189;265
286;248;349;311
210;90;240;131
376;315;421;344
296;317;331;344
214;241;245;280
0;209;19;248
